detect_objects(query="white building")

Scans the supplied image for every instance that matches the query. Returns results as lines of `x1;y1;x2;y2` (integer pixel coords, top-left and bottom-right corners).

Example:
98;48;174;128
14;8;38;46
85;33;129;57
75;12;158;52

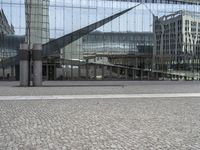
153;10;200;70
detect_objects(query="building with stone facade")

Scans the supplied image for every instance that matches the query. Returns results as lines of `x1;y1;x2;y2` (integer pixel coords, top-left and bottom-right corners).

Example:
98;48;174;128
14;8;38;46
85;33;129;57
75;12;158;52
153;10;200;71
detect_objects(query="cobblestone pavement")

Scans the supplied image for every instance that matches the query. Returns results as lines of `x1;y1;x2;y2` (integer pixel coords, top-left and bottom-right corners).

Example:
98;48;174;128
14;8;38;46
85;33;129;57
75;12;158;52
0;98;200;150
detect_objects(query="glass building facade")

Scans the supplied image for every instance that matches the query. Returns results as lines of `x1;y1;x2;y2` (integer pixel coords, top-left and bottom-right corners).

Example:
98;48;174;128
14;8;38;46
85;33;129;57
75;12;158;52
0;0;200;80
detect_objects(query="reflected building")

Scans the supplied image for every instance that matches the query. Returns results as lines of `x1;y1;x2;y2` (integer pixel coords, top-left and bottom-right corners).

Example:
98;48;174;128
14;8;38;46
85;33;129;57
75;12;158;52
83;32;153;54
0;9;14;35
25;0;50;45
0;9;15;58
153;10;200;72
1;0;200;80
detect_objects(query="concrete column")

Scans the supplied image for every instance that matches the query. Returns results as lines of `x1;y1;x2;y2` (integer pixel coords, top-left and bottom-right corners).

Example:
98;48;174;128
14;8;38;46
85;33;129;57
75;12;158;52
32;44;42;86
147;71;150;80
71;65;73;79
176;75;179;81
86;59;89;79
109;67;112;78
170;74;173;81
54;64;56;80
19;44;29;86
78;65;81;79
2;67;5;80
2;68;5;80
184;76;187;81
140;70;143;80
94;64;97;80
125;69;128;80
135;58;138;68
132;69;135;80
156;72;159;80
117;67;120;79
162;73;165;80
101;65;104;80
11;65;15;80
46;63;49;80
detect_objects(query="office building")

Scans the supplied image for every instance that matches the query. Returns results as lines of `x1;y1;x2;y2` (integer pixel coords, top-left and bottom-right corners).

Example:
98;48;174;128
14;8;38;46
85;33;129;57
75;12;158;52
153;10;200;71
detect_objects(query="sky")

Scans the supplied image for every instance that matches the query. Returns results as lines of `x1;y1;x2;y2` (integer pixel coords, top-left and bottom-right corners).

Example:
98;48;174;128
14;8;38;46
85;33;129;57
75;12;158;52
0;0;200;38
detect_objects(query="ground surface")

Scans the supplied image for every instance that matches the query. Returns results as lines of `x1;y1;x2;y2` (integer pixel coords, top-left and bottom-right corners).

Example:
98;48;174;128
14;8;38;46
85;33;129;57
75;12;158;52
0;81;200;150
0;81;200;96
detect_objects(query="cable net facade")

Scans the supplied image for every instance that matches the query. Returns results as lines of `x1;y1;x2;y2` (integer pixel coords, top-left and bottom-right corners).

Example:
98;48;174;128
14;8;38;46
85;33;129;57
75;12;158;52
0;0;200;80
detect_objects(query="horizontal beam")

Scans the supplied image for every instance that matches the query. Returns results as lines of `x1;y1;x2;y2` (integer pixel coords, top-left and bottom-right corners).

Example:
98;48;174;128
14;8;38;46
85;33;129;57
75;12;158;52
107;0;199;5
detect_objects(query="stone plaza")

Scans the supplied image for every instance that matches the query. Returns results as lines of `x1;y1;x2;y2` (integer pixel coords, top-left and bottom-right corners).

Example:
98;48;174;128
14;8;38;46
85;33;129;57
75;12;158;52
0;81;200;149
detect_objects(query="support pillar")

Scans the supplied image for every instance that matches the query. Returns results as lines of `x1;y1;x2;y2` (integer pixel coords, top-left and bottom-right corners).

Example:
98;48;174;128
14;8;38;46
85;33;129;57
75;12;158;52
176;75;179;81
78;65;81;79
20;44;29;86
11;65;15;80
140;70;143;80
162;73;165;80
101;65;104;80
132;69;135;80
109;67;112;79
2;67;5;80
46;63;49;80
147;71;150;80
184;76;187;81
117;67;120;79
32;44;42;86
156;72;159;80
86;60;89;79
71;65;73;80
170;74;173;81
125;69;128;80
94;64;97;80
135;58;138;68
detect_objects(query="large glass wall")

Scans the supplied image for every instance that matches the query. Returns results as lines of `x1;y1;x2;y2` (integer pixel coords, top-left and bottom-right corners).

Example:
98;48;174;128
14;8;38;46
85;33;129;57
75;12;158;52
0;0;200;80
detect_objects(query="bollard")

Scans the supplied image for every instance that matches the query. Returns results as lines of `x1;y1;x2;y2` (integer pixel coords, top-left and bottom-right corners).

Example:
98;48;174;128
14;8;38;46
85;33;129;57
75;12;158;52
32;44;42;86
20;44;29;86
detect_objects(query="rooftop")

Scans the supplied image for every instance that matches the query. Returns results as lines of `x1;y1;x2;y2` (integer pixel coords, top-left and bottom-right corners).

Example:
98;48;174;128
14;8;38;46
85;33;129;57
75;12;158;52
157;10;200;21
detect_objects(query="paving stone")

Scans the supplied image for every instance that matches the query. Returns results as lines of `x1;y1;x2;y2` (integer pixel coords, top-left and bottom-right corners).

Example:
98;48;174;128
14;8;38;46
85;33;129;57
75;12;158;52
0;97;200;149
